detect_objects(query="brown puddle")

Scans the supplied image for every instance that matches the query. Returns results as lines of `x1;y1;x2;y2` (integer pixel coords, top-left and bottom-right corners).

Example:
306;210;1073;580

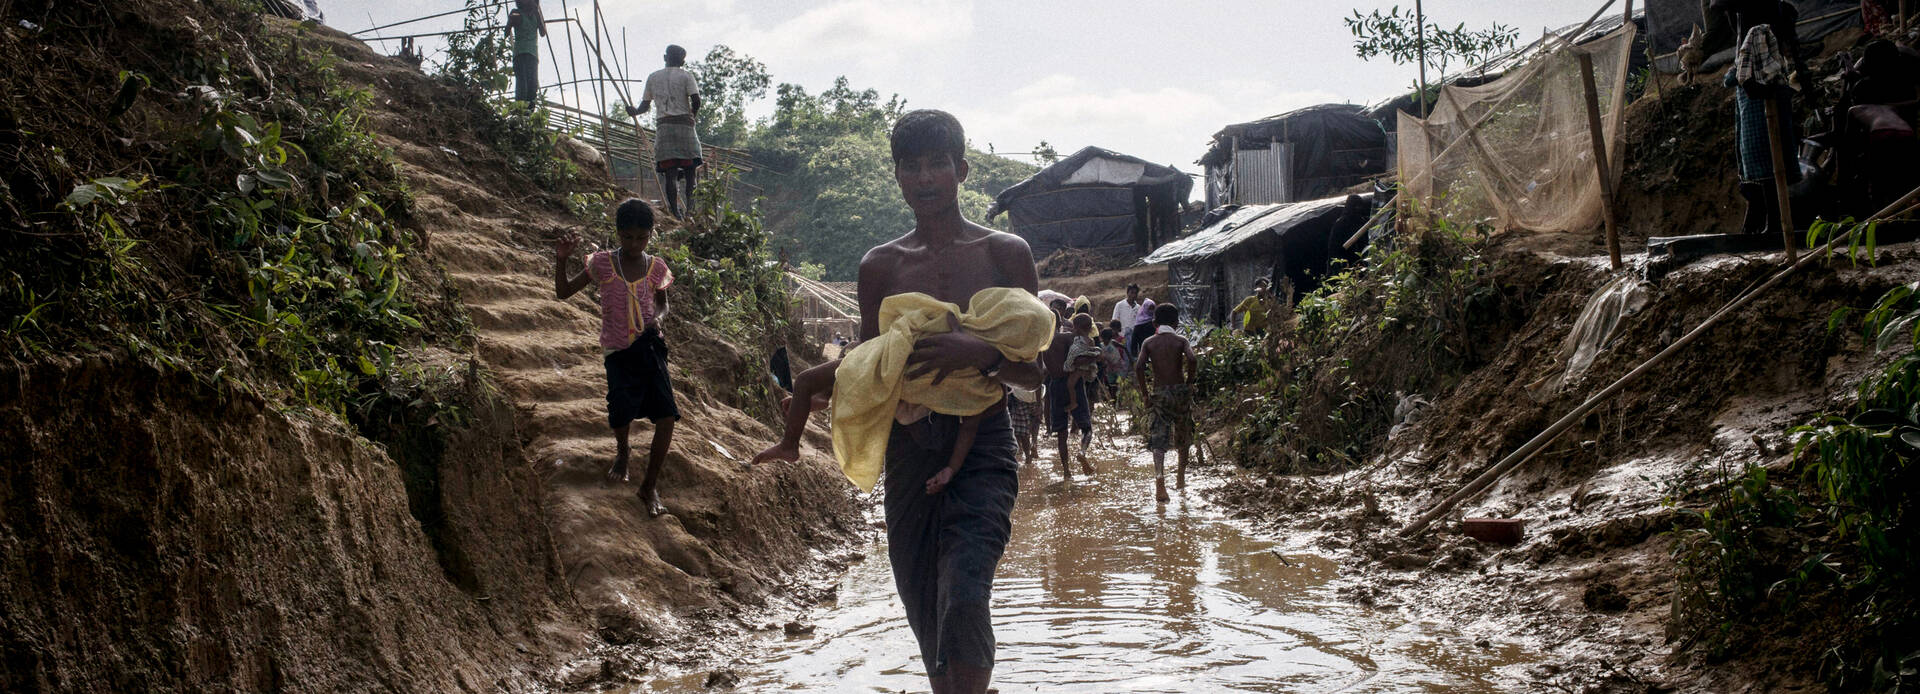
632;439;1537;692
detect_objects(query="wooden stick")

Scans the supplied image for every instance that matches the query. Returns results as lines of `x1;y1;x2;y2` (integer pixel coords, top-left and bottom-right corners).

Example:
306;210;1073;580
350;1;510;36
561;0;580;117
1415;0;1429;118
1579;52;1624;270
1764;98;1799;262
358;18;564;41
1342;203;1395;250
1399;183;1920;538
542;13;567;112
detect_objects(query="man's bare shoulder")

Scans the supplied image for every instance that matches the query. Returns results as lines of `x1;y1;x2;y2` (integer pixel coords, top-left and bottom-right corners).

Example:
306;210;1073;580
858;237;913;275
980;226;1032;257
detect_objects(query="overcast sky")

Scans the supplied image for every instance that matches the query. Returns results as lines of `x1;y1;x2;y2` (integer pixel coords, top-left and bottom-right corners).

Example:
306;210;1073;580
327;0;1608;173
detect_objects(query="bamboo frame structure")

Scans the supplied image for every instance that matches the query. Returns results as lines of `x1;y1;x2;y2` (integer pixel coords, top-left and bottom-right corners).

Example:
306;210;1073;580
354;1;758;205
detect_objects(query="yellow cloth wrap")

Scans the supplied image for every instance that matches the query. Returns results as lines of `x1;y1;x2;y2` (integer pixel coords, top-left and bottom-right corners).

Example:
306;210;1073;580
830;287;1055;491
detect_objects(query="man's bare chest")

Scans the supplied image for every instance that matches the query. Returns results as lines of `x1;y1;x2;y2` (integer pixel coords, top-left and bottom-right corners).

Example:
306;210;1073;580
884;251;1002;304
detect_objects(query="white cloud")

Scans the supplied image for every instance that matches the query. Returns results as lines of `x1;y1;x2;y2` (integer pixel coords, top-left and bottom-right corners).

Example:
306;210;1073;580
955;73;1342;178
651;0;974;78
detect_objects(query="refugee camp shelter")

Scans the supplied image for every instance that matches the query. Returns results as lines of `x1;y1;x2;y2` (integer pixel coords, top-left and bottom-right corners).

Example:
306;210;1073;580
1143;194;1366;327
1644;0;1863;74
988;146;1193;258
1199;104;1390;209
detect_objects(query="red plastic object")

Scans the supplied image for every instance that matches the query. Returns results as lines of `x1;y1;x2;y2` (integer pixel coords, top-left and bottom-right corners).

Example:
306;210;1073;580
1463;518;1525;544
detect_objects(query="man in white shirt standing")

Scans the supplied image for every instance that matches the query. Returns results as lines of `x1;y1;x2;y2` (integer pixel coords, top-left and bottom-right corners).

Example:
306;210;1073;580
1110;283;1143;335
632;44;702;219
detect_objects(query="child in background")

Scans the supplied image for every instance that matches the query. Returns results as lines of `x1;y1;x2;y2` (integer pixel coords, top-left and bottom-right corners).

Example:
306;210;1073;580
1098;327;1126;399
1006;385;1040;466
553;199;680;517
1063;313;1101;457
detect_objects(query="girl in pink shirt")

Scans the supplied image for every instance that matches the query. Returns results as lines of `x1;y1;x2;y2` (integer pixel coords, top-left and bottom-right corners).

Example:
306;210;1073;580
554;199;679;517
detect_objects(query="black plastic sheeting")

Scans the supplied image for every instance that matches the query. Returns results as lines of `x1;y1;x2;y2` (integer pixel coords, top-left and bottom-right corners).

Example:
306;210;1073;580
1645;0;1862;72
1199;104;1390;203
1005;186;1138;256
989;146;1191;258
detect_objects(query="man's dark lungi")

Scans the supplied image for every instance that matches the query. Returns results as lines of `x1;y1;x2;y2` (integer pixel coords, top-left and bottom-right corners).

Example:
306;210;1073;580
883;409;1019;678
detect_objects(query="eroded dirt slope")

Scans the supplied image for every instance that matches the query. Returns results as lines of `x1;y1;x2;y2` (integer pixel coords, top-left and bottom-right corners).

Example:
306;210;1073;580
1216;241;1920;692
299;26;862;671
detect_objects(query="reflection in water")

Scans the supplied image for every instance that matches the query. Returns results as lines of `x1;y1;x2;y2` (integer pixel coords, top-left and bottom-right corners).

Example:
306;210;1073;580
633;442;1533;693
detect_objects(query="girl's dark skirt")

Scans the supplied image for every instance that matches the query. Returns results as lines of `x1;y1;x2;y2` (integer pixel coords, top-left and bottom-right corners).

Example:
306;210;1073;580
604;329;680;429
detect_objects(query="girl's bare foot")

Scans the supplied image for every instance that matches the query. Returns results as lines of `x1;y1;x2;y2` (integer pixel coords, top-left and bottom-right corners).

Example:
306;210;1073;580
639;487;666;517
605;452;630;484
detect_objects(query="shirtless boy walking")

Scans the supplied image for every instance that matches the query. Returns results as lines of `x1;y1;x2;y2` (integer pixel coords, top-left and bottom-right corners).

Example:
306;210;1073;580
1134;303;1197;503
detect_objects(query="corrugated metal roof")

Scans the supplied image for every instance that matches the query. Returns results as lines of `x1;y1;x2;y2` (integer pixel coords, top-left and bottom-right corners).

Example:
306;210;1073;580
1142;196;1349;264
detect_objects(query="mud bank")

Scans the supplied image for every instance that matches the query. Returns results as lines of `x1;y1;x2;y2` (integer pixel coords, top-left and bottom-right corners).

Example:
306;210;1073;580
0;356;575;692
1211;241;1920;692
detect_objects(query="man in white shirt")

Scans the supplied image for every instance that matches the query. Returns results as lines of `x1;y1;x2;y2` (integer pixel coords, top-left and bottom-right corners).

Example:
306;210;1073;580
632;45;703;219
1110;283;1143;332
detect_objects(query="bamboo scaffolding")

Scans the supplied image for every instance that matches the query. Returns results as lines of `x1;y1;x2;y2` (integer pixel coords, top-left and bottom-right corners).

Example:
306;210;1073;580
359;18;566;42
351;1;510;36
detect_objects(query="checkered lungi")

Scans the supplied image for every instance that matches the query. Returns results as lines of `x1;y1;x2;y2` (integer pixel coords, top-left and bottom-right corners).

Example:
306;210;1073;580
652;121;703;165
1007;397;1037;439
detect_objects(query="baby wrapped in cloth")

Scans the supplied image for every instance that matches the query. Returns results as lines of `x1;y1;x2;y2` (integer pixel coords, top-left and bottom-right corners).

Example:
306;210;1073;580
830;287;1053;680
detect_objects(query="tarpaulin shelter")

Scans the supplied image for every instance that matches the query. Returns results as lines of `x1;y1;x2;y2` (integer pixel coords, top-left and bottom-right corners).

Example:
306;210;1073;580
987;146;1192;258
1143;195;1366;327
1644;0;1863;73
1198;104;1390;210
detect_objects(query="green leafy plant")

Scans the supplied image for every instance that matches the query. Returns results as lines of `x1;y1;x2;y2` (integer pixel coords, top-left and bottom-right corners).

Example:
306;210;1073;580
1197;202;1502;473
1668;216;1918;687
1346;6;1519;85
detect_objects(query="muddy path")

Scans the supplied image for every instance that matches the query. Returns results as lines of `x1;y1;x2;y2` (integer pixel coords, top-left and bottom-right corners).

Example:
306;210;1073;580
627;427;1540;692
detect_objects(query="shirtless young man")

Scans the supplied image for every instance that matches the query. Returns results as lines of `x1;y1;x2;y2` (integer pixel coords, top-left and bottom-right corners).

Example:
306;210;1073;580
1134;303;1198;503
795;110;1043;694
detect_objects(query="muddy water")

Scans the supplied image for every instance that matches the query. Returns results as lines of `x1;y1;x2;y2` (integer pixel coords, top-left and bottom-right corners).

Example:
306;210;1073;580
635;443;1536;692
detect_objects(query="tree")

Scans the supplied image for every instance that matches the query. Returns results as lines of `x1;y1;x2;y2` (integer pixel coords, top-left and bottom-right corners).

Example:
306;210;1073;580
687;45;770;148
1345;5;1517;112
737;76;1032;280
1032;140;1060;166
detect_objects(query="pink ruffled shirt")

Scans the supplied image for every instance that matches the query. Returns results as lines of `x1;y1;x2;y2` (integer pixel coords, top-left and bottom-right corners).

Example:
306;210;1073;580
588;250;673;352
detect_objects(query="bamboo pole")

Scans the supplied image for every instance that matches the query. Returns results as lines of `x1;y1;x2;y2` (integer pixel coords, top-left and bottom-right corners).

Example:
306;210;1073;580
586;5;608;166
542;9;567;112
1579;52;1624;269
1399;182;1920;538
358;18;564;41
561;0;580;117
1764;99;1800;262
351;1;510;36
1415;0;1428;118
